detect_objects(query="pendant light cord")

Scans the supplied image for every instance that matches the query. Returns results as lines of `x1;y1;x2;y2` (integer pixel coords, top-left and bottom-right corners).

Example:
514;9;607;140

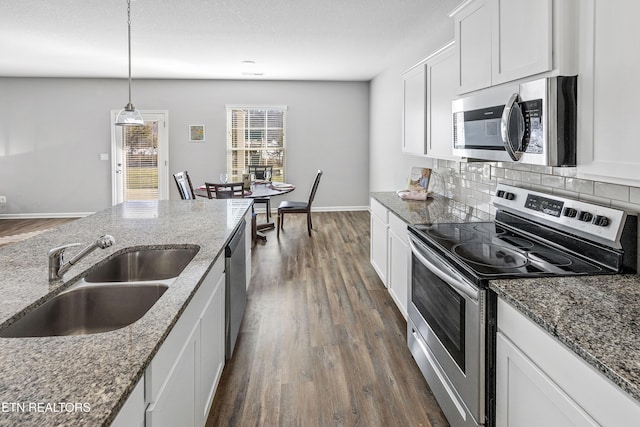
127;0;133;108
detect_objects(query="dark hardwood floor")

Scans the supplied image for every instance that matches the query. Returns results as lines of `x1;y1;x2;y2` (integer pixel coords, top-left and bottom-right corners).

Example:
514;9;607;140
0;218;76;238
0;218;77;247
207;211;449;427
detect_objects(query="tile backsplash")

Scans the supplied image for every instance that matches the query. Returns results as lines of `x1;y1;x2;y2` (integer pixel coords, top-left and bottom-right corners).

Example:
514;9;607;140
431;160;640;220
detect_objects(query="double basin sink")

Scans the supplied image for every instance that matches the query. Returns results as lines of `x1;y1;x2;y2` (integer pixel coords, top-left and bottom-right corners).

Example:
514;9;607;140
0;247;199;338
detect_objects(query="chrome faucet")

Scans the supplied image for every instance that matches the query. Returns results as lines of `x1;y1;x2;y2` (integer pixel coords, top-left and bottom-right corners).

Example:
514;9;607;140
48;235;115;282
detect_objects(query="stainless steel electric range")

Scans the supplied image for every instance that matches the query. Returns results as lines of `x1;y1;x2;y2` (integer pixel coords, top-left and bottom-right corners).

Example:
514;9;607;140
407;184;638;427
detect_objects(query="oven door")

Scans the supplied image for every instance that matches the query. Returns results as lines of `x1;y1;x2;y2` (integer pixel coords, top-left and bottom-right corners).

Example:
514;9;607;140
408;234;485;427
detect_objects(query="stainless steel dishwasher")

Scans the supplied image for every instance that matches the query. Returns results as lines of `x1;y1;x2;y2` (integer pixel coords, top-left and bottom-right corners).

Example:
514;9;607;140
225;219;247;360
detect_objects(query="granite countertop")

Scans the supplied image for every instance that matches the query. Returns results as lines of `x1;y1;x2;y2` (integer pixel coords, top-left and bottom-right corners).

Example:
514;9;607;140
370;191;492;225
491;275;640;403
0;199;252;426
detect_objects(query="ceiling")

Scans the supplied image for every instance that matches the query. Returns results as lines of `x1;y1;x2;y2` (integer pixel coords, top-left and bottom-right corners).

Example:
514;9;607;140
0;0;458;81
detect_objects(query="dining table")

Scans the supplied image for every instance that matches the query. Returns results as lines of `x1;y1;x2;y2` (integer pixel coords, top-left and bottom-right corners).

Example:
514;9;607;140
195;181;296;241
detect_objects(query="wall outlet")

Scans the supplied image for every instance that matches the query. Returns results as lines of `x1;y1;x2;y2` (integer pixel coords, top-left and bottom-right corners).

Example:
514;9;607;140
0;196;6;203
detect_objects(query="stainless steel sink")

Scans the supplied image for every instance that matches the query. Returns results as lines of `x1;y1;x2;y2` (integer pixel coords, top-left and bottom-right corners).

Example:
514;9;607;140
0;283;168;338
84;247;199;283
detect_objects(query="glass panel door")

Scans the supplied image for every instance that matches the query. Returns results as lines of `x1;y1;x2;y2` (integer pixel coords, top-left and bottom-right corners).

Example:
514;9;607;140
111;111;169;205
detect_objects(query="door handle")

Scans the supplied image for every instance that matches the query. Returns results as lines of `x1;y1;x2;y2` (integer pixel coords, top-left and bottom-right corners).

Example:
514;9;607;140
408;236;479;302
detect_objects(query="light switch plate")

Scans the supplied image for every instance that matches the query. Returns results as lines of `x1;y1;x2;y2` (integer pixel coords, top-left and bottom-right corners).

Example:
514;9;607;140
100;153;109;161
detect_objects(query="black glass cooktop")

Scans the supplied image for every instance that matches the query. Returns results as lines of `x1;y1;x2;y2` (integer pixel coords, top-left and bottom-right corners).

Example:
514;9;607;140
410;222;606;278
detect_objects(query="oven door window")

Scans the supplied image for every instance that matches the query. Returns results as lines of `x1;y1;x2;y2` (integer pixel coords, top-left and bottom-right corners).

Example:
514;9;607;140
412;254;466;371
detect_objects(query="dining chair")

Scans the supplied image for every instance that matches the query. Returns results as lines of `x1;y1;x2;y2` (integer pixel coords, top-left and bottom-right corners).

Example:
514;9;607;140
204;182;246;199
277;170;323;238
248;165;274;222
173;171;196;200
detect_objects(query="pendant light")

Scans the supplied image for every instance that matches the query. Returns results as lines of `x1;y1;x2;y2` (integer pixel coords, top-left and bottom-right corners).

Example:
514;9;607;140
115;0;144;126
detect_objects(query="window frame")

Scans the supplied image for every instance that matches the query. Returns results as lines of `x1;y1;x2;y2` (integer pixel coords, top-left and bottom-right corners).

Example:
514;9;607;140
226;105;287;183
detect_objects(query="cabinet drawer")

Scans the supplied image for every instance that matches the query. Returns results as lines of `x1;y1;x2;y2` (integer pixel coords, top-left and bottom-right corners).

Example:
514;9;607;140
370;198;388;223
388;212;408;240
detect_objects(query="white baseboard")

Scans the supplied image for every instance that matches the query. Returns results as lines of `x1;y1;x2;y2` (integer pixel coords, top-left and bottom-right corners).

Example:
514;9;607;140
0;212;94;219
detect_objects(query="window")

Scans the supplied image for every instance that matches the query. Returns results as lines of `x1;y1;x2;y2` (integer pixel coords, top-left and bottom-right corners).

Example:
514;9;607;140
226;105;287;183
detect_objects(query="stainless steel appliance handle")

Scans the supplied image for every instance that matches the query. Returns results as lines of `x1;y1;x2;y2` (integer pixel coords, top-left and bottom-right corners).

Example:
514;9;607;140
408;235;479;302
501;93;525;161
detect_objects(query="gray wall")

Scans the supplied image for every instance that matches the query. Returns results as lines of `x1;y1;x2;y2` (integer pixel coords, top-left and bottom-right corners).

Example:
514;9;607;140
368;4;458;193
0;78;369;216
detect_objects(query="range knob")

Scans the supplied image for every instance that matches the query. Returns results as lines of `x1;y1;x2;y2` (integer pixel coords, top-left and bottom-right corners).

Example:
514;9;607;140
579;211;594;222
563;207;578;218
593;215;609;227
497;190;505;198
504;192;515;200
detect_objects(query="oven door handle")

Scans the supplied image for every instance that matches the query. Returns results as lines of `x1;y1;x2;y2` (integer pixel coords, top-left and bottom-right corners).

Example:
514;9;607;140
408;236;479;302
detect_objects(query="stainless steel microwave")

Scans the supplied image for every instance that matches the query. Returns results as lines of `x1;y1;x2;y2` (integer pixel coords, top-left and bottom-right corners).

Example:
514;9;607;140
452;76;577;166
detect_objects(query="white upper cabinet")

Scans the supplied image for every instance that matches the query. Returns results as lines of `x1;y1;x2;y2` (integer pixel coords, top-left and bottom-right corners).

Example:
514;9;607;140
403;42;458;159
451;0;575;94
577;0;640;186
426;43;458;160
491;0;552;85
402;63;427;155
453;0;492;94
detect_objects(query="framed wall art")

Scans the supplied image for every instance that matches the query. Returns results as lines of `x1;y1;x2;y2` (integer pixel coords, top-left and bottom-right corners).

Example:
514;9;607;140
189;125;205;142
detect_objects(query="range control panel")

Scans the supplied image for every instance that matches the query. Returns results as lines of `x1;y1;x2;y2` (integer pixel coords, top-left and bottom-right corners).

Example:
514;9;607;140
524;194;564;218
492;184;627;245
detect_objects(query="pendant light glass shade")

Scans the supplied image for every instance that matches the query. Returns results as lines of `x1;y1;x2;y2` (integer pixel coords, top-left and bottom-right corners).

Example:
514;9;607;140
115;0;143;127
116;103;144;126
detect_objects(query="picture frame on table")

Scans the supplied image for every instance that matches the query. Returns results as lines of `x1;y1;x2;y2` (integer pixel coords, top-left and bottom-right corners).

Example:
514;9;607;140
189;125;205;142
407;167;432;192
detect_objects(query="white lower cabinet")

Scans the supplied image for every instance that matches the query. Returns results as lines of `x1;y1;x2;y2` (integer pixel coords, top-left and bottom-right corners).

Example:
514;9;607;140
496;298;640;426
388;212;409;319
197;264;226;426
496;332;597;426
110;377;145;427
370;198;388;287
146;323;198;427
370;198;410;318
143;256;226;427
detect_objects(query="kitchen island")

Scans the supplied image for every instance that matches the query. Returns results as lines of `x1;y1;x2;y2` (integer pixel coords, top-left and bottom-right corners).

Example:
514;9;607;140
0;199;252;426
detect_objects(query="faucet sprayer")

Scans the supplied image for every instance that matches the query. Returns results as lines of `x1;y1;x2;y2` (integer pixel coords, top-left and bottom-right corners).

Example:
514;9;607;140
48;235;115;282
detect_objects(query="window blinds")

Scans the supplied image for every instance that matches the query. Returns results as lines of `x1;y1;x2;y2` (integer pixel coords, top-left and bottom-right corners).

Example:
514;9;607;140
226;106;287;183
122;122;159;200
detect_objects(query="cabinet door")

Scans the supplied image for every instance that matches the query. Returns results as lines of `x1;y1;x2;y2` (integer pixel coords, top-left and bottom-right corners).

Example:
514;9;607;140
426;43;457;160
146;323;198;427
402;64;427;155
388;230;408;319
197;270;225;427
454;0;492;94
370;200;388;287
577;0;640;185
111;378;145;427
491;0;552;85
496;332;598;427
